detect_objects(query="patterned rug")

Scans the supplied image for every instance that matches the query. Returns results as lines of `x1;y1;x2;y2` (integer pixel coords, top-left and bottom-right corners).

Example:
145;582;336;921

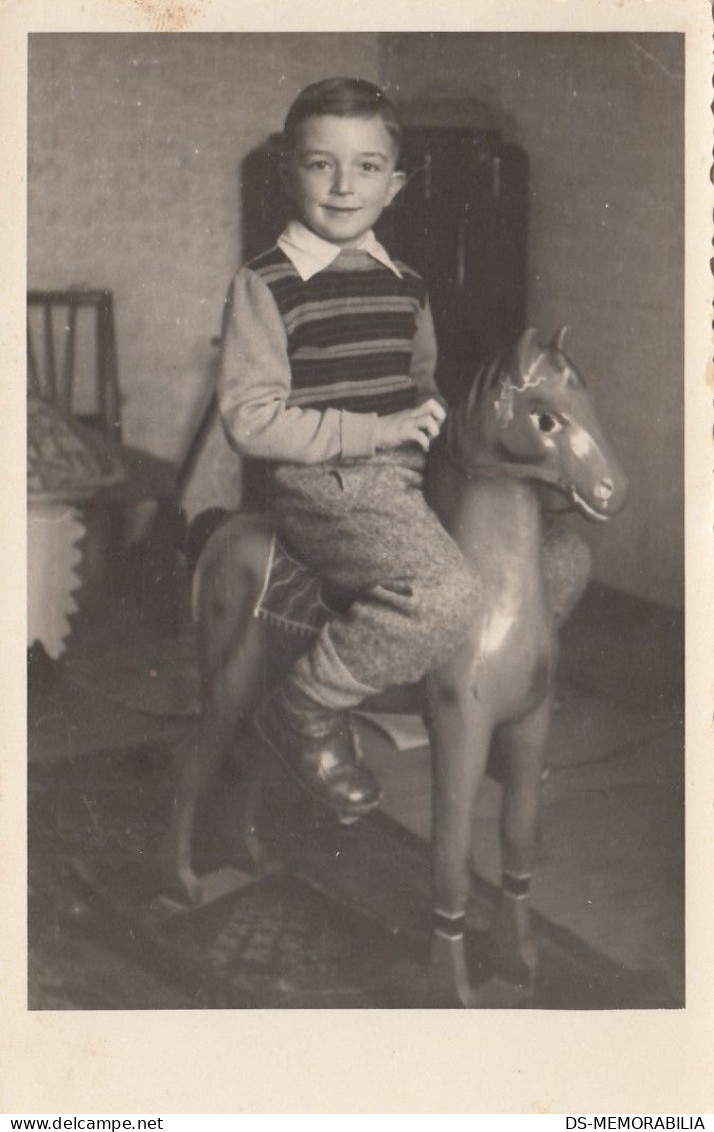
28;743;674;1010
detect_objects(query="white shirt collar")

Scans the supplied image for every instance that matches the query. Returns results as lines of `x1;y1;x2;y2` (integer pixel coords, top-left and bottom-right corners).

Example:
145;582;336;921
277;219;402;281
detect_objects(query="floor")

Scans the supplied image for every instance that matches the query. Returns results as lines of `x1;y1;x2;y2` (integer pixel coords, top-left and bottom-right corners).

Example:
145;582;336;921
28;551;685;1008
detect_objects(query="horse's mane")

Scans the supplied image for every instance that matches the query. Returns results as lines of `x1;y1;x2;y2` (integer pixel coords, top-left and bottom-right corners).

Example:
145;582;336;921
442;345;514;471
441;338;585;475
460;348;512;413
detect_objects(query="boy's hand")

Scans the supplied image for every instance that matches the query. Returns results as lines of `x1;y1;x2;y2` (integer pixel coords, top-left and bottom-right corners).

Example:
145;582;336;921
374;399;447;453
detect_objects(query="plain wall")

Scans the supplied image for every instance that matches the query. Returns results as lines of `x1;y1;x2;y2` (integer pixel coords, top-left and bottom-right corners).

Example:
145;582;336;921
379;33;684;607
28;32;683;607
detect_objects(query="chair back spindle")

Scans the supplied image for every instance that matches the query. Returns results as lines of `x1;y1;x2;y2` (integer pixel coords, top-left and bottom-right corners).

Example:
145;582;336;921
27;290;123;443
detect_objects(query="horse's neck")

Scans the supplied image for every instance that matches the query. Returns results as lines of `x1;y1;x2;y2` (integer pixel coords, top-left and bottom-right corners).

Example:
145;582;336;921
427;449;545;590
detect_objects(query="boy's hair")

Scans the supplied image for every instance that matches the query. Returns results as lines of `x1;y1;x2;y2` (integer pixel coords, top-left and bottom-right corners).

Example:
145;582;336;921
283;77;402;160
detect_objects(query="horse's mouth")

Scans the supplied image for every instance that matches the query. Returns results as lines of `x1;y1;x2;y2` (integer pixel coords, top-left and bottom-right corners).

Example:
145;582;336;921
568;488;610;522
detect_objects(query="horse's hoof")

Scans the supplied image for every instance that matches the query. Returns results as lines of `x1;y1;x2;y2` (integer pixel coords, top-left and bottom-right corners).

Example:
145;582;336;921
428;978;481;1009
488;941;537;987
488;897;538;988
429;933;478;1007
153;848;204;907
176;866;206;906
469;974;535;1009
487;938;537;1004
239;828;266;863
429;967;536;1008
239;834;281;876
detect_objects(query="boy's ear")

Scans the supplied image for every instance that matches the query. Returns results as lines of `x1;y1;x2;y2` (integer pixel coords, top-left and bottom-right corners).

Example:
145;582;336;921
386;169;407;206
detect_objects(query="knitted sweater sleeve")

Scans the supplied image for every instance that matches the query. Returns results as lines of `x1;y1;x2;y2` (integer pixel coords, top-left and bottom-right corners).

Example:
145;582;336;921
409;297;441;402
217;267;378;464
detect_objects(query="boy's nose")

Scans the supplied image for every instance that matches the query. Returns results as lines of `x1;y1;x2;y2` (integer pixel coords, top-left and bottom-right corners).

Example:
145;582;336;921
331;166;355;194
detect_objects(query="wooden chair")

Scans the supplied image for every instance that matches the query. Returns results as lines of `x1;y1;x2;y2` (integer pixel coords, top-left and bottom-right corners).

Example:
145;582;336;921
27;289;184;631
28;289;122;439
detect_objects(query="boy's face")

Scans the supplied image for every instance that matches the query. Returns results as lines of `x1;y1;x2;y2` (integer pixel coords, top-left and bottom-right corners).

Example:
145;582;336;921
284;114;406;247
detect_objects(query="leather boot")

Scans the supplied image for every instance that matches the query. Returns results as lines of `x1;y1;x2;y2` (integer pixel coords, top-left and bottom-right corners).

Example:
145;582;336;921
254;681;382;817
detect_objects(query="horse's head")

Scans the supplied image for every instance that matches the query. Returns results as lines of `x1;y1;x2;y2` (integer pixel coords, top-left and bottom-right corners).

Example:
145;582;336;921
446;328;628;522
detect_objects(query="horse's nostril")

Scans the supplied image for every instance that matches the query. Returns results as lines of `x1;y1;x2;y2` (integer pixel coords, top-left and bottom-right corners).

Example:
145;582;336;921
595;478;614;501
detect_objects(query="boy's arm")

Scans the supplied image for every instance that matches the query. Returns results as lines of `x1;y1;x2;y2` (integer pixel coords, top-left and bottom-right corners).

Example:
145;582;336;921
410;297;442;401
217;269;378;463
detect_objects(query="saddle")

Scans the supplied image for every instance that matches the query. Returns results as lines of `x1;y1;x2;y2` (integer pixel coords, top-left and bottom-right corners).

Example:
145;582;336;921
185;507;333;637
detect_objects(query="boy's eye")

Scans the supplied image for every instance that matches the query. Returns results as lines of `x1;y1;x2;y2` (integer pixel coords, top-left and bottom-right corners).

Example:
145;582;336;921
306;159;331;171
361;162;381;173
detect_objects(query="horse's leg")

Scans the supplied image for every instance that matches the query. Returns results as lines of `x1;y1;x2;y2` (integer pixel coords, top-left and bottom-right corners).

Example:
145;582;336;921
155;685;244;904
425;655;493;1007
207;616;275;875
488;693;552;993
156;526;272;903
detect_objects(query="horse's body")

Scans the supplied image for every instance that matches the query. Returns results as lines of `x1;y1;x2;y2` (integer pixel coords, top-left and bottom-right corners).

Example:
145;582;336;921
158;328;627;1006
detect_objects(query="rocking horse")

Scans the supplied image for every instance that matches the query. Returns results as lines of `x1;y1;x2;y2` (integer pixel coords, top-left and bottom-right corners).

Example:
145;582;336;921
158;327;628;1007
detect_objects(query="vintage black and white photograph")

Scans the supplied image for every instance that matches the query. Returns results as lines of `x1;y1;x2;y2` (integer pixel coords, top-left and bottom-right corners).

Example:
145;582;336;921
23;26;690;1018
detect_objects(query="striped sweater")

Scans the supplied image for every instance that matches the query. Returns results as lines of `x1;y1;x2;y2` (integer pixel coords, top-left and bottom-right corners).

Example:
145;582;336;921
218;239;439;465
254;245;426;415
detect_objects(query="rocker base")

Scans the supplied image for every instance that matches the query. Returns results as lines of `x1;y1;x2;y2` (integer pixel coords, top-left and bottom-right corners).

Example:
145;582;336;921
29;744;675;1011
156;862;284;915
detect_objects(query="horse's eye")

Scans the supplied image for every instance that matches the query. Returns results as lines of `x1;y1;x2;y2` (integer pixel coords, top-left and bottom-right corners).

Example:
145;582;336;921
530;410;563;435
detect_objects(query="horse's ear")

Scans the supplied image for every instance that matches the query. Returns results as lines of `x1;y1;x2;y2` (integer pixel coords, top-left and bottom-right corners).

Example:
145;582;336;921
550;326;570;352
516;328;540;378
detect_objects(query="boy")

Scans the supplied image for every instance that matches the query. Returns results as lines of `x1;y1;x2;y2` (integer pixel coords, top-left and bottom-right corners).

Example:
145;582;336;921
218;78;480;818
